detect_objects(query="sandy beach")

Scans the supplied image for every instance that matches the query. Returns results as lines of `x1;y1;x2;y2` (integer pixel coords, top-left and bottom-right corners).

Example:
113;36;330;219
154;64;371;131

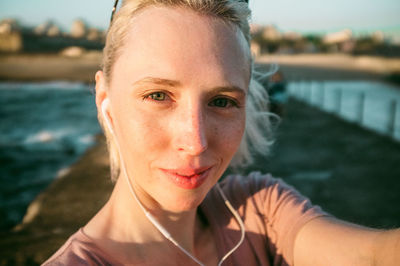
1;52;400;265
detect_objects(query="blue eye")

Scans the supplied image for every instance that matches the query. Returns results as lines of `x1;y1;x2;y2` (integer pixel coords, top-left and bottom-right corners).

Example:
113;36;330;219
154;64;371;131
209;97;237;108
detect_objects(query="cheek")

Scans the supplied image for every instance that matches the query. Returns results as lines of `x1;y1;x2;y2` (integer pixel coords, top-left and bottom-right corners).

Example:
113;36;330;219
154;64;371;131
114;103;245;164
115;109;168;162
211;112;246;156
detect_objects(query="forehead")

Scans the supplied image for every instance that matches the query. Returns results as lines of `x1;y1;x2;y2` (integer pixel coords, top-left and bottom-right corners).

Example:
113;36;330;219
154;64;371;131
111;6;251;90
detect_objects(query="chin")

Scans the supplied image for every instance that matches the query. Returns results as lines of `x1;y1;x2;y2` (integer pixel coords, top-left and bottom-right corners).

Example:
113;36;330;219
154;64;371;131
159;190;209;213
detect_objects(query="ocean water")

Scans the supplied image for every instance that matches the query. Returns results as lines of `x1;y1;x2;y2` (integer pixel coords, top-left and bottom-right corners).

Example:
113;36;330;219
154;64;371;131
0;81;101;230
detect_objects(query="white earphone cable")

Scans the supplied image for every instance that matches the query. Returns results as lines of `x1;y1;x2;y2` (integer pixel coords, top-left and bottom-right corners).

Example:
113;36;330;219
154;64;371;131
102;99;245;265
215;183;246;266
120;157;205;266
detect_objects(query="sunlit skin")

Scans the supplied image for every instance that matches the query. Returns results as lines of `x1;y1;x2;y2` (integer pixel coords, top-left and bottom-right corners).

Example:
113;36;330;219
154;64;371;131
108;7;250;212
87;6;251;264
80;6;400;266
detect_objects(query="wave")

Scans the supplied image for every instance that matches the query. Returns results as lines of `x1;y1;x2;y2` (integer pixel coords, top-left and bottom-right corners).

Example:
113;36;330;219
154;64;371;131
0;82;100;230
24;130;58;144
79;134;95;145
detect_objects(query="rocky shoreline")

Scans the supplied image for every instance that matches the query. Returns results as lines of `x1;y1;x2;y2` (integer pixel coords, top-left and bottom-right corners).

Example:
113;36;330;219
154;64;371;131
0;135;113;265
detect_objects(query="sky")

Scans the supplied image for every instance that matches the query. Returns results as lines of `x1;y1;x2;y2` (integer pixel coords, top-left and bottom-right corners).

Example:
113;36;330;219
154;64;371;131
0;0;399;36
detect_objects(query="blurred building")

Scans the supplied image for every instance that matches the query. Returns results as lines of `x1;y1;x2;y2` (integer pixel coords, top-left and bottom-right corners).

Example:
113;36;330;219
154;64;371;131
0;19;20;34
282;31;302;41
0;18;104;53
47;25;61;37
371;31;384;44
70;19;87;38
262;25;281;41
34;21;61;37
323;29;353;44
87;28;102;41
323;29;354;53
390;36;400;46
34;21;51;35
0;19;22;52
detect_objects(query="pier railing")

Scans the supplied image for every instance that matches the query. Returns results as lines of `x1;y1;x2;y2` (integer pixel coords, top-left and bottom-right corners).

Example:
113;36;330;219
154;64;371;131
288;81;400;141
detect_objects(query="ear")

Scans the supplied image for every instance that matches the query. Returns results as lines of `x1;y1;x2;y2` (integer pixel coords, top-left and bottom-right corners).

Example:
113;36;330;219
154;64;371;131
95;70;108;110
95;70;115;129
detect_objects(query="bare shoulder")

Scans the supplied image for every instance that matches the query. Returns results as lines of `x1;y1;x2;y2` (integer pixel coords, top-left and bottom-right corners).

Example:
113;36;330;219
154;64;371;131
42;229;120;266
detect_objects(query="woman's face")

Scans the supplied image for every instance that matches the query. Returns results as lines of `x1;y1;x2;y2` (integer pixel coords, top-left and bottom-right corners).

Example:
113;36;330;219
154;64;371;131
104;7;250;212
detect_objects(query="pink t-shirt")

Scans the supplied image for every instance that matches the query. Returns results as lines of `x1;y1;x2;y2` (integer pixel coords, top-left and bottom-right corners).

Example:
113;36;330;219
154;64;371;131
43;172;328;265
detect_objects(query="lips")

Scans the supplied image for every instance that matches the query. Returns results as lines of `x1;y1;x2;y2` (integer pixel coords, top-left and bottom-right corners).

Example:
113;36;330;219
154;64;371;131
160;166;212;189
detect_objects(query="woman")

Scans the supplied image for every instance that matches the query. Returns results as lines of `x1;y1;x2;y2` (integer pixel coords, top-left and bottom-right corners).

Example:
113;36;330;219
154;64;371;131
44;0;399;265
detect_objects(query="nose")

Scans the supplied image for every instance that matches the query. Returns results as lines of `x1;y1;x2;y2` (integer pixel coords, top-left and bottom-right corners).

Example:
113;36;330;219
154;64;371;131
172;104;208;156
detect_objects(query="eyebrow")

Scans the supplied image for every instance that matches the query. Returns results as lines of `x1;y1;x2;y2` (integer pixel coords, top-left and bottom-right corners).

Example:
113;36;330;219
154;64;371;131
209;86;246;97
133;77;181;87
133;77;246;96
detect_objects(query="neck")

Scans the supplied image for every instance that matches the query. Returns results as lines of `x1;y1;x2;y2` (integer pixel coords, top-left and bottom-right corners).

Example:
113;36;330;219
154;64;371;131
89;174;202;254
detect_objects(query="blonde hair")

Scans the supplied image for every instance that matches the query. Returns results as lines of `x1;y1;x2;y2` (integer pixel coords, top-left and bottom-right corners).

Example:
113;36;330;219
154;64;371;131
99;0;273;181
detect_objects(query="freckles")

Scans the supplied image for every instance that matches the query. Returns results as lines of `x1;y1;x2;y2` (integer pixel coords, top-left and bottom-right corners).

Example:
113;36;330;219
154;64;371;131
212;118;245;152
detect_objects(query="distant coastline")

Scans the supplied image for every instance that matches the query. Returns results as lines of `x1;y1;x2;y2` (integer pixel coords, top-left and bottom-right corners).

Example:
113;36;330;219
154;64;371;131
1;52;399;84
0;51;102;82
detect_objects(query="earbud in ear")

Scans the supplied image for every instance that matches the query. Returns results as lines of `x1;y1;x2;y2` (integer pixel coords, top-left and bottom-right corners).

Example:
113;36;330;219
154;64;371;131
101;98;114;135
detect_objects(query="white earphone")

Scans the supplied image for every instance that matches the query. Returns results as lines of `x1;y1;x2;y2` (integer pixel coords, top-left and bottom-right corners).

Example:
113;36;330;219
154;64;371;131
101;98;114;135
99;98;245;266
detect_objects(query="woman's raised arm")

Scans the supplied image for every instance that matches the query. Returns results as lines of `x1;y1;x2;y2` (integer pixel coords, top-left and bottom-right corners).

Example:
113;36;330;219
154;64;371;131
294;216;400;265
